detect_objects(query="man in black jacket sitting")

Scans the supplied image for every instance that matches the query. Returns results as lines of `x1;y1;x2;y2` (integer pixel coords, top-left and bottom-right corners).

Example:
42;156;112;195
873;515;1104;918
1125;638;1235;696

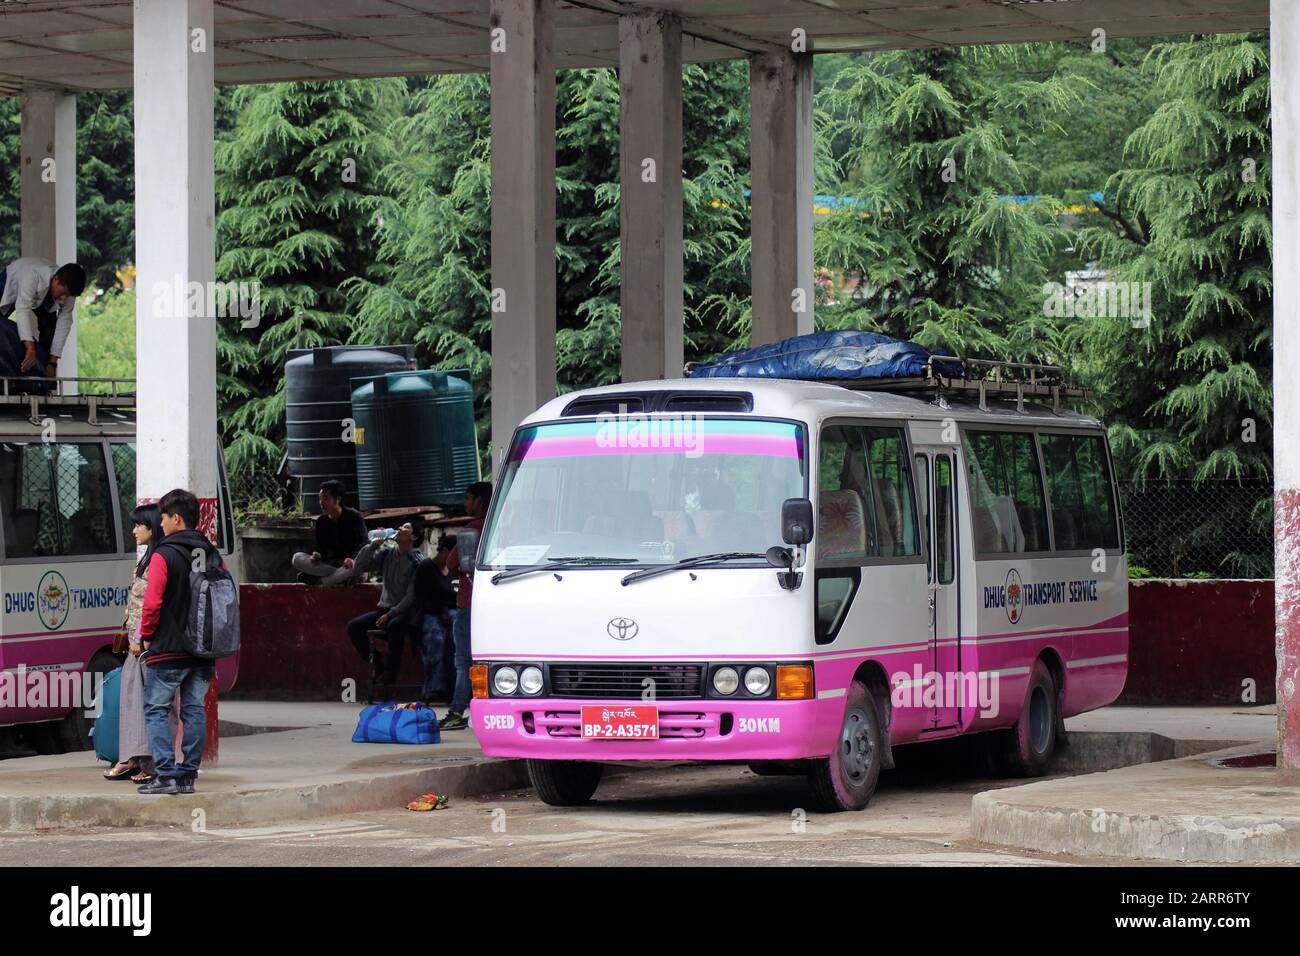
291;480;367;585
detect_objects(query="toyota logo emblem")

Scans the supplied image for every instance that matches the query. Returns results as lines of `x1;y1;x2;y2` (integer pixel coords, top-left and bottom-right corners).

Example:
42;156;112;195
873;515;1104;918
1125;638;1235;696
607;618;639;641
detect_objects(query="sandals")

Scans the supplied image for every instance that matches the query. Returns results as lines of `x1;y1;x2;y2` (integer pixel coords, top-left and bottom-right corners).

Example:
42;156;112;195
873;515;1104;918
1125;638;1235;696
130;769;155;784
103;762;139;781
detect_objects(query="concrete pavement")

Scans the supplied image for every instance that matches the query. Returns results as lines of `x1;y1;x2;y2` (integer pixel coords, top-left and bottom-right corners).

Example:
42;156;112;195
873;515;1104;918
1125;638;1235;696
0;701;526;831
0;701;1289;866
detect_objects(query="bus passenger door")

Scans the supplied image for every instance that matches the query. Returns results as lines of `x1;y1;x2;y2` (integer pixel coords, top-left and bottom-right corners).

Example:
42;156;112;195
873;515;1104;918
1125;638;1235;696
915;448;960;729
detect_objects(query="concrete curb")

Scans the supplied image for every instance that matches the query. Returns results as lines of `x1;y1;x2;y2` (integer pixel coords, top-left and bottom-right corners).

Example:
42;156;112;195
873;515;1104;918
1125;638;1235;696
972;743;1300;863
0;757;529;832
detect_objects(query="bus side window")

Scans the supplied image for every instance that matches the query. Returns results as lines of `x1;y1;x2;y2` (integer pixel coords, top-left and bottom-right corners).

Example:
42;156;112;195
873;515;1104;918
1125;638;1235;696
111;442;136;552
962;429;1050;554
0;442;115;558
1039;433;1120;551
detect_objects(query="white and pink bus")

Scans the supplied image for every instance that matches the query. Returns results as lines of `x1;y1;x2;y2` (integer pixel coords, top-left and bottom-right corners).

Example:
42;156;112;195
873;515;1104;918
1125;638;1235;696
0;378;239;755
468;364;1127;811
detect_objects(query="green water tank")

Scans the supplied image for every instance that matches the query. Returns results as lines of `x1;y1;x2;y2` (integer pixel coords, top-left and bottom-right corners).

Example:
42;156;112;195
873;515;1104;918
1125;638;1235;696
350;369;480;510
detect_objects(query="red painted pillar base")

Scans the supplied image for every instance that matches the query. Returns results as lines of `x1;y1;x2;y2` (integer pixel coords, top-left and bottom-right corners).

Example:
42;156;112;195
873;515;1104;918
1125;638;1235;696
201;680;219;767
1275;489;1300;770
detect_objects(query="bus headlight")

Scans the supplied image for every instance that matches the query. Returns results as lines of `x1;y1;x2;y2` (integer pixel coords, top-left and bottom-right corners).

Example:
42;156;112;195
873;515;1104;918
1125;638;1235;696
713;666;739;695
494;666;519;696
744;667;772;696
520;666;544;696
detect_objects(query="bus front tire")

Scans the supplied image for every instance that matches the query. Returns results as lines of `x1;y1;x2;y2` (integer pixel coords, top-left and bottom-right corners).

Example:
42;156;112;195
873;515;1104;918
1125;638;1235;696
57;650;121;753
806;680;882;812
527;759;603;806
995;659;1058;778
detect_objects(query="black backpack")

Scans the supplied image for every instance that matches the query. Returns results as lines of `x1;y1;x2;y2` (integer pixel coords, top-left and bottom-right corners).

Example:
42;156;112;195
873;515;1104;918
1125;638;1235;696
163;543;240;659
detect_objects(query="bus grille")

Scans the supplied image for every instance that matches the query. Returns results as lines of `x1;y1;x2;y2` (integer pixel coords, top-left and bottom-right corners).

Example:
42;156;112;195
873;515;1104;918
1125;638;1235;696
548;663;704;699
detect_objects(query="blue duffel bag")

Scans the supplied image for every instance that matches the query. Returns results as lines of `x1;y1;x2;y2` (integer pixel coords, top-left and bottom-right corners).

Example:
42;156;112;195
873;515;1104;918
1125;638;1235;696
91;666;123;764
351;702;441;745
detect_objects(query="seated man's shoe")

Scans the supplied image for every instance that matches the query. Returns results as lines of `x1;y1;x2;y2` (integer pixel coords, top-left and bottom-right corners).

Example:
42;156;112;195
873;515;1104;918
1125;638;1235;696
137;776;181;795
440;711;468;730
175;776;196;795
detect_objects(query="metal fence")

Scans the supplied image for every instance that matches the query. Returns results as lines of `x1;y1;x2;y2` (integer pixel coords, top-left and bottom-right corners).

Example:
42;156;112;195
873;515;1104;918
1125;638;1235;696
1118;479;1273;579
228;468;296;524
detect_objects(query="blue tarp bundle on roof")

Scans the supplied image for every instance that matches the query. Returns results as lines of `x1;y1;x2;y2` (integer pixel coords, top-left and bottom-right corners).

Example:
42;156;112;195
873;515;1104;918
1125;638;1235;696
688;330;957;382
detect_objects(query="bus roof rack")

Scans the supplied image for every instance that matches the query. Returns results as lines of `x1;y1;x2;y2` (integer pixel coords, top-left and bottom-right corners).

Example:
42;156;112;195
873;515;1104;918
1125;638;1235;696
835;357;1091;414
0;375;136;425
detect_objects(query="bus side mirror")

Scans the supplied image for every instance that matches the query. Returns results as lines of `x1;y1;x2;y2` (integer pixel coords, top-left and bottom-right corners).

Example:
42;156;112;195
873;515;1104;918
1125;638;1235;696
782;498;814;547
456;527;480;572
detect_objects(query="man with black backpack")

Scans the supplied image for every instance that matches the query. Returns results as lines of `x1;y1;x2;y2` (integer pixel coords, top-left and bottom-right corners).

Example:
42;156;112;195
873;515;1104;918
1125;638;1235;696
136;488;238;796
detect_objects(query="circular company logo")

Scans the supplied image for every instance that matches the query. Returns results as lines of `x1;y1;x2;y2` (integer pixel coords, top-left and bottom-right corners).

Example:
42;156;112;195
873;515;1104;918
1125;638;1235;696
607;617;639;641
37;570;71;631
1005;568;1024;625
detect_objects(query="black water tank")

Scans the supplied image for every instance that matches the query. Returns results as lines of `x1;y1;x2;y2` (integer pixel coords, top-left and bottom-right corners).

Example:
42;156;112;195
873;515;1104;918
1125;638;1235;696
285;345;415;509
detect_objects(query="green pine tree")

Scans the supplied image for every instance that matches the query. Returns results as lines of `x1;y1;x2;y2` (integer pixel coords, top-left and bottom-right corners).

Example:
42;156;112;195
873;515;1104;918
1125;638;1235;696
215;79;404;481
816;46;1089;360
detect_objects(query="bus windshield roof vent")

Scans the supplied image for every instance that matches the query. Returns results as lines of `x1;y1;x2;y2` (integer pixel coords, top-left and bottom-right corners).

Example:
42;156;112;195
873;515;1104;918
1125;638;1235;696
661;392;753;413
562;394;644;417
562;391;754;417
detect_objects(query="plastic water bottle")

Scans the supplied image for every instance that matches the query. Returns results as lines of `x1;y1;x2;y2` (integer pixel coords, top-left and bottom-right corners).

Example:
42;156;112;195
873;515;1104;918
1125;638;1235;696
368;528;397;544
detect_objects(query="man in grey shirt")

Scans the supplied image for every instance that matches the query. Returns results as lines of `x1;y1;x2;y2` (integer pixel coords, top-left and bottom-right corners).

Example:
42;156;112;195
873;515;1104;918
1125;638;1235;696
345;521;425;689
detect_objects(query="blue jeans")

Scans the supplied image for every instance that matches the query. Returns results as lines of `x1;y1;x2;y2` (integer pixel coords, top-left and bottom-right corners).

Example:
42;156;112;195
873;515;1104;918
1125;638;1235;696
450;608;472;714
143;664;211;780
420;612;451;698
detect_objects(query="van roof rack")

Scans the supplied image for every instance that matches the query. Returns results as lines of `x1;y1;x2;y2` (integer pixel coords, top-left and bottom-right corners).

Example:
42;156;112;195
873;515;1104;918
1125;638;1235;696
838;357;1090;414
0;375;136;425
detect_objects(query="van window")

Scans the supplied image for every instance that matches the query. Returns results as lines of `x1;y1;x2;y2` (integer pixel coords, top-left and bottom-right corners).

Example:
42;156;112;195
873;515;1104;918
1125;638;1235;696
1039;433;1120;551
963;430;1050;554
0;441;116;558
818;424;918;563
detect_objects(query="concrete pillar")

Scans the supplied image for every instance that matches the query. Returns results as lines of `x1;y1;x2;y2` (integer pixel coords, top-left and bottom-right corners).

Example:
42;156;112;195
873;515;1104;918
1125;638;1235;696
619;12;683;382
19;91;79;388
490;0;556;468
1271;1;1300;771
750;51;814;346
56;95;78;387
20;91;56;261
133;0;219;540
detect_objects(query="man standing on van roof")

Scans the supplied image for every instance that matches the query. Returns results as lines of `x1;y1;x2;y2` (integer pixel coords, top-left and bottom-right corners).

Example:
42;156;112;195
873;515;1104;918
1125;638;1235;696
0;257;87;382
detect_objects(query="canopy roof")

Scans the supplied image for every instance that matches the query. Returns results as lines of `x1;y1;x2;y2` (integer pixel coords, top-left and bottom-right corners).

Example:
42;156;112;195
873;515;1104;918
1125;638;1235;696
0;0;1269;95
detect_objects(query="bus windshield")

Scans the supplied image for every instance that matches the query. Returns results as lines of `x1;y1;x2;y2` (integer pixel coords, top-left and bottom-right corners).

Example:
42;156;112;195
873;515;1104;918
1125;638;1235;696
481;417;807;567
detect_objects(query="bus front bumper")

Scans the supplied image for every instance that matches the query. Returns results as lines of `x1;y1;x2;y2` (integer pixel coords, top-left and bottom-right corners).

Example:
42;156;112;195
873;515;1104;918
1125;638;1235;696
469;697;837;761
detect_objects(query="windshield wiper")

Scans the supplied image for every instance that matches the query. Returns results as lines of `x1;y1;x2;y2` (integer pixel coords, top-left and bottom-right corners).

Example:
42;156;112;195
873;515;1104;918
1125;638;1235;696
491;556;637;584
621;552;768;586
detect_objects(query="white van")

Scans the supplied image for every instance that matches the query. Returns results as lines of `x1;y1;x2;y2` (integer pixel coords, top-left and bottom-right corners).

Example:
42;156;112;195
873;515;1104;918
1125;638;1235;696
468;361;1128;811
0;377;239;754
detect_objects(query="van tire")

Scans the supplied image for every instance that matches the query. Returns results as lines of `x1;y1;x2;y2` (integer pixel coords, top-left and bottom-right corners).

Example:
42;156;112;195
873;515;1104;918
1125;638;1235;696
57;650;121;753
527;759;603;806
806;680;882;812
996;659;1058;777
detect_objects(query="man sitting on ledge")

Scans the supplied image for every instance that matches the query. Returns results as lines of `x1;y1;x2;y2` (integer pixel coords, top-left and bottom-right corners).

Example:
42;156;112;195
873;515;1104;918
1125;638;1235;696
291;480;367;586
